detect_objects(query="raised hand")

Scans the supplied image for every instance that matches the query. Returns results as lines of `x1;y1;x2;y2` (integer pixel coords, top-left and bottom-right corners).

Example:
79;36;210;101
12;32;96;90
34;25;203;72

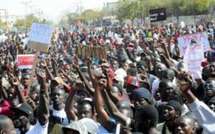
178;72;193;92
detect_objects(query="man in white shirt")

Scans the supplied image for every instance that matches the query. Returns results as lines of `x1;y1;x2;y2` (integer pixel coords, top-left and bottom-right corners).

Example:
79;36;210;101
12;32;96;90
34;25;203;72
180;77;215;134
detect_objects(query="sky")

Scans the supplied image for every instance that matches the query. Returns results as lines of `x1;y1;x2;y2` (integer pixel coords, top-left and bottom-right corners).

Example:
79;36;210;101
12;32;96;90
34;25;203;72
0;0;118;21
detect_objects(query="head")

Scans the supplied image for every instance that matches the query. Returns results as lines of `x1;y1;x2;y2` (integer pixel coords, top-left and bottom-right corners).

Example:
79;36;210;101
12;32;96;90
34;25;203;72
158;80;177;102
161;100;182;121
173;116;197;134
154;63;167;78
21;69;32;88
12;103;33;134
204;80;215;98
51;85;65;110
207;96;215;112
0;115;16;134
77;99;93;119
160;69;175;81
117;100;133;118
177;61;187;72
131;88;153;107
62;120;87;134
126;76;139;94
134;105;158;133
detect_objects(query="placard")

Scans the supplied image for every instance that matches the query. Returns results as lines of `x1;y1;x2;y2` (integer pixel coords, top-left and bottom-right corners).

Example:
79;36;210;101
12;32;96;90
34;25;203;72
17;54;35;69
28;23;53;52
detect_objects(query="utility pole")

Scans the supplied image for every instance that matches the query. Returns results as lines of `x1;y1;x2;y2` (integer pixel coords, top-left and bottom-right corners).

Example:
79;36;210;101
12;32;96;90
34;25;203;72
21;0;32;30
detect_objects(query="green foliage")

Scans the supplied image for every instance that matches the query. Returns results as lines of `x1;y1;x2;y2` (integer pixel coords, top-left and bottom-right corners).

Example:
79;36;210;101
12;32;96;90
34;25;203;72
14;14;51;30
0;19;7;30
78;9;103;22
59;9;104;26
117;0;215;20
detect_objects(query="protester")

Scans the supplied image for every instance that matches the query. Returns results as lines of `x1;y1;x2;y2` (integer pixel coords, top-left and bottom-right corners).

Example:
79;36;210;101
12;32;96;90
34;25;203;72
0;19;214;134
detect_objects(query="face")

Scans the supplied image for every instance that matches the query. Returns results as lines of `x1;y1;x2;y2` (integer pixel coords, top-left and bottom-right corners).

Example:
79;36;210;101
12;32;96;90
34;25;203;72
174;117;195;134
134;98;149;108
204;80;215;97
155;63;166;78
77;103;93;119
51;88;65;106
162;105;177;121
208;63;215;76
22;78;30;87
159;81;176;102
13;116;30;134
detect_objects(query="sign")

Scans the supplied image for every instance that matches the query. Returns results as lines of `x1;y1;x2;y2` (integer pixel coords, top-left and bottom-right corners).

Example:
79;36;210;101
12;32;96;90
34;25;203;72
177;33;210;56
28;23;53;52
183;38;205;79
149;8;166;22
76;46;107;60
17;54;35;69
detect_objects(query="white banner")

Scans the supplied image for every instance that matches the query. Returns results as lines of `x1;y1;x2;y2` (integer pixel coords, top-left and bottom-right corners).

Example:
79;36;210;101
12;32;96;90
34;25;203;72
178;33;210;56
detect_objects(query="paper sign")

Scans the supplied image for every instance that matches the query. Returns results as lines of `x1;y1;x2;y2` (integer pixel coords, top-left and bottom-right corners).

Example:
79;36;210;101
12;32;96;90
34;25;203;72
17;54;35;69
183;39;204;79
177;33;210;56
28;23;53;52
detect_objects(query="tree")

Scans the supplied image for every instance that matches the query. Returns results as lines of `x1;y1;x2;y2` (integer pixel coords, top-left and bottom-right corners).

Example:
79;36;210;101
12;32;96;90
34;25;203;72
14;14;51;30
79;9;103;22
0;19;7;30
116;0;215;21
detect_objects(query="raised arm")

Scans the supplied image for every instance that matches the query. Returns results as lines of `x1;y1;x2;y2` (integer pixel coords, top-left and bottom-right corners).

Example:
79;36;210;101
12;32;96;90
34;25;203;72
8;73;25;103
105;69;121;104
65;89;78;121
36;70;49;125
102;88;131;127
74;64;94;95
95;78;116;132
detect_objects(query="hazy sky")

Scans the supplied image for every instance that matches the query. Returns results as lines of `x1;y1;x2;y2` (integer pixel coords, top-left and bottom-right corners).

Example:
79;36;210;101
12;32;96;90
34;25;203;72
0;0;118;21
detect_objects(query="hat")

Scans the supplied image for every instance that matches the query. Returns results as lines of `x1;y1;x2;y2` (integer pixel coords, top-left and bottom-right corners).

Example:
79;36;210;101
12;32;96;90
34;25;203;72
22;73;31;79
12;103;33;117
135;105;159;126
79;118;99;134
62;120;88;134
22;69;32;79
160;69;175;80
131;88;153;104
166;100;182;115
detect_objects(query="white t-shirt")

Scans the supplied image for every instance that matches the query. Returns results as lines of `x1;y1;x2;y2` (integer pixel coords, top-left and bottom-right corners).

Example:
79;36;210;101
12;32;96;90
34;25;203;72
26;121;48;134
152;78;160;97
115;68;127;87
50;107;69;125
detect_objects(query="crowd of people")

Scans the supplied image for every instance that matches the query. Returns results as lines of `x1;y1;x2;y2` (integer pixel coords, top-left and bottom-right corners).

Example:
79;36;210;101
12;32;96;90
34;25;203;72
0;20;214;134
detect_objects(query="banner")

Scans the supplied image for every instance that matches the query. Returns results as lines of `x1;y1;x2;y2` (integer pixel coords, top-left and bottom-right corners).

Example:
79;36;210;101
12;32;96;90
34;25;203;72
177;33;210;56
183;38;205;79
17;54;35;69
28;23;53;52
149;8;166;22
76;46;107;60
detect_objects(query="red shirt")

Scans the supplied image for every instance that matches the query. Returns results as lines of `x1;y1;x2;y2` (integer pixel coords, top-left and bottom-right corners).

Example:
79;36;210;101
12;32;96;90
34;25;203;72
0;100;12;116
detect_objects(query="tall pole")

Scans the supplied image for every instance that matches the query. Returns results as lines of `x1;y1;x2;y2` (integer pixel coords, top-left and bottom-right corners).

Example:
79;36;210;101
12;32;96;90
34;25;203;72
21;0;32;30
